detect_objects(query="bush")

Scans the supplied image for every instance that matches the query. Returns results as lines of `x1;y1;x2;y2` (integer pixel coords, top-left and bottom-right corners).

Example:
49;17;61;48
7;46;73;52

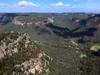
80;54;88;60
90;45;100;52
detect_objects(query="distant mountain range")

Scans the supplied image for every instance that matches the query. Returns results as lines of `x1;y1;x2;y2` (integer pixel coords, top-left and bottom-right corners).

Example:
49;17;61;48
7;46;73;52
0;13;100;41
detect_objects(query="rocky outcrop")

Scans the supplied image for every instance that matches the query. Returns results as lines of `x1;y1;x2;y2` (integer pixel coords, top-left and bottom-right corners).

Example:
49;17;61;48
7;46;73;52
0;32;52;75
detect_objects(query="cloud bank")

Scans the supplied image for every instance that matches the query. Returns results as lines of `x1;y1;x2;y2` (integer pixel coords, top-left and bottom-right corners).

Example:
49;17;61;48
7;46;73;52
17;0;38;8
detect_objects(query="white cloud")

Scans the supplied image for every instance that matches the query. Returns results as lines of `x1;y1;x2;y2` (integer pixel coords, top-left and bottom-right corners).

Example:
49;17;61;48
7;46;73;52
51;2;72;7
0;1;38;9
50;2;75;8
17;0;38;8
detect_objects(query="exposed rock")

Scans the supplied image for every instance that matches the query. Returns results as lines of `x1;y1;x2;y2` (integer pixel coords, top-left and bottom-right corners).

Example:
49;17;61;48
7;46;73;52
0;32;52;75
47;16;54;24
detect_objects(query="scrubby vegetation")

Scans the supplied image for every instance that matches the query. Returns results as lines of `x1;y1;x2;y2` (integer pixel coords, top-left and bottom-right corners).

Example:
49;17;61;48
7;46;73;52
0;13;100;75
0;32;52;75
90;44;100;52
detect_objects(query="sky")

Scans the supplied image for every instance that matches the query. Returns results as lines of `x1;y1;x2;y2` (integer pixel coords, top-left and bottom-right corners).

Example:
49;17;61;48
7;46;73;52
0;0;100;13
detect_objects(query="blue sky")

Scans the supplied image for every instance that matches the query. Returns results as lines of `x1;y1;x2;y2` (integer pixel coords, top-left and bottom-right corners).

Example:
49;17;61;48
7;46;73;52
0;0;100;13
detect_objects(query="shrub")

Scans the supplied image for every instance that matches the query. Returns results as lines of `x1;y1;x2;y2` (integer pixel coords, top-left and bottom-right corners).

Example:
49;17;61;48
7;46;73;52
90;45;100;52
80;54;87;60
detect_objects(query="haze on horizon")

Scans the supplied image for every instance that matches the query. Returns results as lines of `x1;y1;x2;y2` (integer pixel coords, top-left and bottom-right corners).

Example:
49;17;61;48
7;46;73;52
0;0;100;13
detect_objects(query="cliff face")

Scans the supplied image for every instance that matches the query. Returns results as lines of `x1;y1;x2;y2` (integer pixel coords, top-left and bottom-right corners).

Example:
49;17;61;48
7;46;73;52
0;32;52;75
